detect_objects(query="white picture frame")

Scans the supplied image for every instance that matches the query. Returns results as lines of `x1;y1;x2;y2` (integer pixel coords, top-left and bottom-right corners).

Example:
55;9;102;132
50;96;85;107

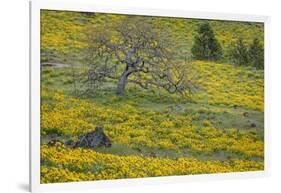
30;0;271;192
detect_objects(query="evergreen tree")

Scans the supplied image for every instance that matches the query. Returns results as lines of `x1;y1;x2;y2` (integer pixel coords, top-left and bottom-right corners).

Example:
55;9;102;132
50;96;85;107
229;37;249;66
249;38;264;69
191;22;222;61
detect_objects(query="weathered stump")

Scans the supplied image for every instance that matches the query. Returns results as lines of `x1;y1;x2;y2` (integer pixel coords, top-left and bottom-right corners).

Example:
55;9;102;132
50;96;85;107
74;126;112;148
47;126;112;148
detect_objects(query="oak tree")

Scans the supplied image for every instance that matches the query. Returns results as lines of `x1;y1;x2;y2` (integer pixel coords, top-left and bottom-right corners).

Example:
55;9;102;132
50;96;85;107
81;16;195;97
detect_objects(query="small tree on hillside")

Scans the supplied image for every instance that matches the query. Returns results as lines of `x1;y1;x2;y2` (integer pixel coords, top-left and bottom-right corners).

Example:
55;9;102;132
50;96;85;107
249;38;264;69
191;22;222;61
79;16;196;97
229;37;249;66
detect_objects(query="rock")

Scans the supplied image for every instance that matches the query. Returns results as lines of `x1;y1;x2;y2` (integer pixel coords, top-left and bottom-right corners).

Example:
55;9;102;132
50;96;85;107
50;133;58;140
47;140;56;147
47;139;63;147
149;152;157;158
250;122;256;128
65;139;76;148
75;126;112;148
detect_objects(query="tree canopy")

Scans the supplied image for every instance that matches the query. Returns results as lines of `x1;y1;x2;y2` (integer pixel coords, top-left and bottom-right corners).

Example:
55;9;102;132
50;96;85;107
80;16;195;97
229;37;249;66
191;22;222;61
249;38;264;69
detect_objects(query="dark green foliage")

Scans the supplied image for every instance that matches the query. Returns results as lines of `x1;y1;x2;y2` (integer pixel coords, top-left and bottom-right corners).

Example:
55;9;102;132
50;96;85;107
191;22;223;61
229;37;249;66
249;38;264;69
229;37;264;69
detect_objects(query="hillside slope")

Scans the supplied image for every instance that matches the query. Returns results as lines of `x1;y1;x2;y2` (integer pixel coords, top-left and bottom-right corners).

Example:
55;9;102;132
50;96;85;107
40;10;264;63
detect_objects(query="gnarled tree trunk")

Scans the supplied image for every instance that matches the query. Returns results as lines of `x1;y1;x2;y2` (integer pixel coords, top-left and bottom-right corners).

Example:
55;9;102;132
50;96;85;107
116;67;133;96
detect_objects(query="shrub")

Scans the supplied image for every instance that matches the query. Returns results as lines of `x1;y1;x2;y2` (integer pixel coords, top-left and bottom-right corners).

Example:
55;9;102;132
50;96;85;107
191;22;223;61
249;38;264;69
229;37;249;66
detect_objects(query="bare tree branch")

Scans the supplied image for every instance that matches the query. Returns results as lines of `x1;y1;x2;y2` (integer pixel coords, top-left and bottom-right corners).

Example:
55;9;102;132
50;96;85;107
76;16;196;97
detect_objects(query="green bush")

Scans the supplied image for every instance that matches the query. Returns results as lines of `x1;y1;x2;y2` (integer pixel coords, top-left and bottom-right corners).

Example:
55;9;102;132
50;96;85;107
191;22;222;61
249;38;264;69
229;37;249;66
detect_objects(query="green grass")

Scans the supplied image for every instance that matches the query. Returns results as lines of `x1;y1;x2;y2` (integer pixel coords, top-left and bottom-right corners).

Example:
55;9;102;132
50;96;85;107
41;62;264;161
40;10;264;164
41;10;264;64
41;65;264;131
39;11;264;182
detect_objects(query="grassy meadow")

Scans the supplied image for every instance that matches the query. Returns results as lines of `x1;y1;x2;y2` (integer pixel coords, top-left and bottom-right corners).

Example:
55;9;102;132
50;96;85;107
40;10;264;183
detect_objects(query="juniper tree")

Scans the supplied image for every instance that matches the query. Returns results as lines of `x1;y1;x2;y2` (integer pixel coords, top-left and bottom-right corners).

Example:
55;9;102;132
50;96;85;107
229;37;249;66
191;22;222;61
249;38;264;69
